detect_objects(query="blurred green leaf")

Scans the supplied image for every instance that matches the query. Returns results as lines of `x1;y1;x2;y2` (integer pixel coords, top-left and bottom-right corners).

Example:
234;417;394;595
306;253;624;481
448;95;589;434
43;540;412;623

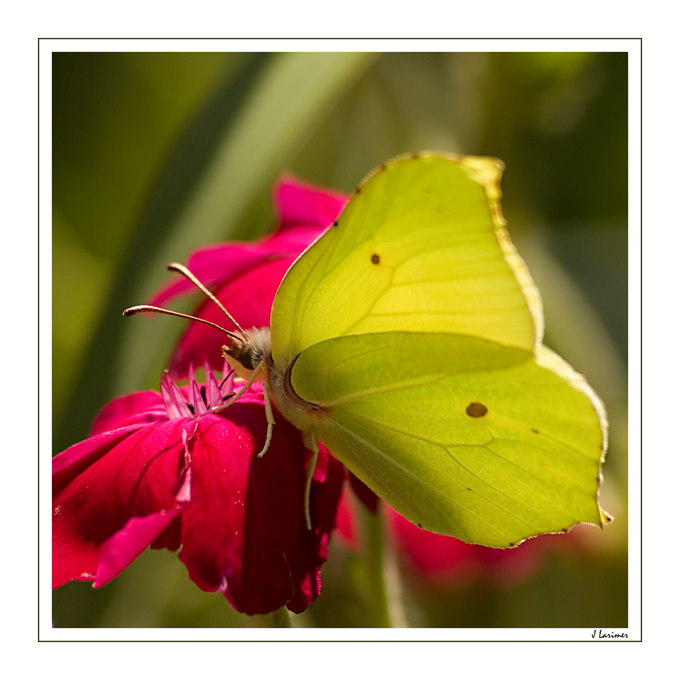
54;52;375;454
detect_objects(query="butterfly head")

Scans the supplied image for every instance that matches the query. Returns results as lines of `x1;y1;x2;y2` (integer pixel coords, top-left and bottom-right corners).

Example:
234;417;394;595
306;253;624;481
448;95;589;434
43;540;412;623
223;327;273;382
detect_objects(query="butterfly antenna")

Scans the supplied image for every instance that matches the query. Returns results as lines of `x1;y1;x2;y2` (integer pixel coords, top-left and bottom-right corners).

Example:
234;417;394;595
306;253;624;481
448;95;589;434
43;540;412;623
167;262;246;334
122;305;242;341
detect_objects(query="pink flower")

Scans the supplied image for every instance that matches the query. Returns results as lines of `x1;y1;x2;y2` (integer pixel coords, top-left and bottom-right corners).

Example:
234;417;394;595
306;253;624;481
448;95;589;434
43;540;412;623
385;506;543;588
335;487;594;588
151;176;348;378
52;367;345;615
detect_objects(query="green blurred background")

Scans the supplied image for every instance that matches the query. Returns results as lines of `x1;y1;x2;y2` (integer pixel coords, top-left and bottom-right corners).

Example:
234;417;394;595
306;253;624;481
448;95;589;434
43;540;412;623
52;51;628;629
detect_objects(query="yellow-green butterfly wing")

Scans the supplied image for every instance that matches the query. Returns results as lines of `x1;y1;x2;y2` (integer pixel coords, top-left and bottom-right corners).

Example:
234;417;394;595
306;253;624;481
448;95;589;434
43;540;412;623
269;152;608;546
289;333;606;546
271;153;542;365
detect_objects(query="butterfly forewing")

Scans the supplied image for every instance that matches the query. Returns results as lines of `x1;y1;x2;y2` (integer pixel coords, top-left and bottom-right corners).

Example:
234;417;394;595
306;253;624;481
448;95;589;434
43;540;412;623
270;153;542;367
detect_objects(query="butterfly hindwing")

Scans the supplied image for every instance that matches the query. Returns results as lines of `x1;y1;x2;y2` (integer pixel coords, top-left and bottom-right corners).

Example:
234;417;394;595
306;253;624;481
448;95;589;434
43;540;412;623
292;332;606;546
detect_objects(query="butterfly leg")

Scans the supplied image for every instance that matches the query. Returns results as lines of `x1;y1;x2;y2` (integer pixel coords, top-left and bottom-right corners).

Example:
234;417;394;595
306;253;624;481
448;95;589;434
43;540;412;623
212;361;264;412
257;381;276;458
212;362;277;458
303;436;320;531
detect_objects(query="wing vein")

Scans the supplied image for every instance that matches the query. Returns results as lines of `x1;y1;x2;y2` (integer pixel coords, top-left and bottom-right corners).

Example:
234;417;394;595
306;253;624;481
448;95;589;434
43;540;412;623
330;418;539;538
338;412;567;526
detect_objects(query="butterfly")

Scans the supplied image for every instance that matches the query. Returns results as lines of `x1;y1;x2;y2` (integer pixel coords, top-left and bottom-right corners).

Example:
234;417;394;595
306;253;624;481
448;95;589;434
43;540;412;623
126;152;610;548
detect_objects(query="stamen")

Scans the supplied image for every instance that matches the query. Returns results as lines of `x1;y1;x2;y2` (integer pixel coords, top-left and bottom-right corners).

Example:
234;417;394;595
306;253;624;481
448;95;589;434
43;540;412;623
219;369;235;390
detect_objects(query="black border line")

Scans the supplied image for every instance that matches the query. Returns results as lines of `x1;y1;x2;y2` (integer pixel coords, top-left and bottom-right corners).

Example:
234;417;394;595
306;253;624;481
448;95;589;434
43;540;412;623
40;37;641;643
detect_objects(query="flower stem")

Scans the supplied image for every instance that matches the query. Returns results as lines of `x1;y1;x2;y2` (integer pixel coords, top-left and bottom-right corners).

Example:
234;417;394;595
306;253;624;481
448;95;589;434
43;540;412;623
251;607;293;628
270;607;293;627
358;503;407;627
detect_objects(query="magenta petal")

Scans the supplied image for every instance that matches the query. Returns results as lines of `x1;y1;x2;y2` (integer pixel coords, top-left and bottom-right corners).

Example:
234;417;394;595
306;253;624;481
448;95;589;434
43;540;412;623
91;391;166;435
206;368;223;408
386;505;543;587
149;226;319;309
53;421;187;589
185;234;299;281
177;403;344;615
52;425;145;496
148;176;346;316
275;175;348;229
256;224;327;253
95;507;185;587
285;442;344;613
161;373;193;418
148;244;262;307
188;366;209;415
